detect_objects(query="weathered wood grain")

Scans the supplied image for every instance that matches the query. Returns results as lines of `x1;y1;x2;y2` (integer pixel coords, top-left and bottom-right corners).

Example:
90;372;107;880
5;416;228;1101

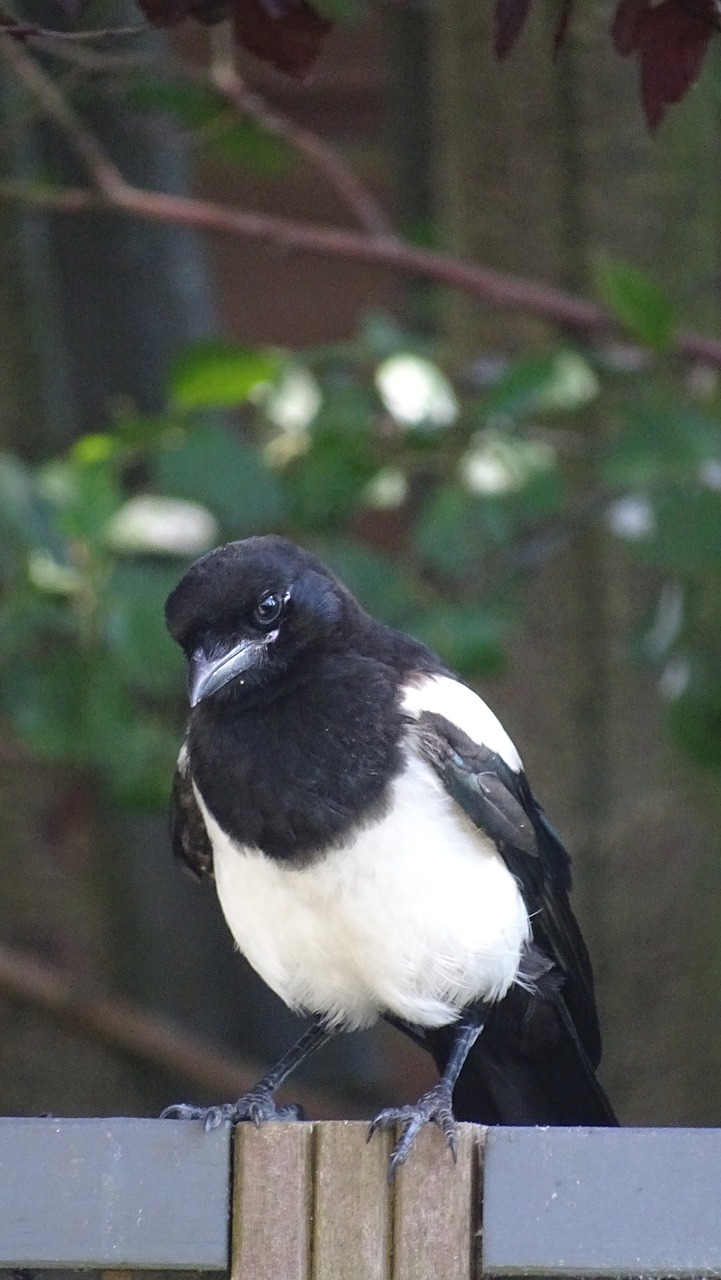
392;1123;480;1280
312;1121;392;1280
232;1121;313;1280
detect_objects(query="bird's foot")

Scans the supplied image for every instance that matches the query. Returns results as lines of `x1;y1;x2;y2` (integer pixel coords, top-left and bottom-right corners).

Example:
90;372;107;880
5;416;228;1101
161;1084;304;1131
367;1079;457;1181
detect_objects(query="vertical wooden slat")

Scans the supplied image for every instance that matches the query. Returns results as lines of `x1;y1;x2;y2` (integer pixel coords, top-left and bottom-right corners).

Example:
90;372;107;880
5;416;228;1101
232;1122;313;1280
392;1123;479;1280
312;1121;392;1280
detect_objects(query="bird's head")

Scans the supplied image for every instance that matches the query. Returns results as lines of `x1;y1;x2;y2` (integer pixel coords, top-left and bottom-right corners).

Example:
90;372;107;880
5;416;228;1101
165;535;354;708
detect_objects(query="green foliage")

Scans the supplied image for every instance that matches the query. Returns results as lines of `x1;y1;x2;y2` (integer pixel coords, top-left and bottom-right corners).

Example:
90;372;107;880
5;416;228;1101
603;408;721;487
170;343;281;411
125;78;292;174
3;290;721;805
154;425;284;531
482;351;598;418
596;258;677;350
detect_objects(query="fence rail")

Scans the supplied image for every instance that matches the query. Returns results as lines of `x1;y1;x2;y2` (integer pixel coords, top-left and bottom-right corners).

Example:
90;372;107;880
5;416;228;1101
0;1117;719;1277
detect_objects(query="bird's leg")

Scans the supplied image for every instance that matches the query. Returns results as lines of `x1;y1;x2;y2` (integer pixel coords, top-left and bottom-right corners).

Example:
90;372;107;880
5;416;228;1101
161;1016;335;1130
368;1014;484;1180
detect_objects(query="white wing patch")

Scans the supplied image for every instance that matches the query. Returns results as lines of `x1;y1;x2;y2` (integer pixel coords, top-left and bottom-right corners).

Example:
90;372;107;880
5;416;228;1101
401;674;523;772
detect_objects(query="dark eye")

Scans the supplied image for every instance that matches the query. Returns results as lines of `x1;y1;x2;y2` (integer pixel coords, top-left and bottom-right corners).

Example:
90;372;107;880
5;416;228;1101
253;593;283;628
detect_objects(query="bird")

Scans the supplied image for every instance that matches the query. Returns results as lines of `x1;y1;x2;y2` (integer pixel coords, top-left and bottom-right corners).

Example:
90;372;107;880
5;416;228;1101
161;533;617;1176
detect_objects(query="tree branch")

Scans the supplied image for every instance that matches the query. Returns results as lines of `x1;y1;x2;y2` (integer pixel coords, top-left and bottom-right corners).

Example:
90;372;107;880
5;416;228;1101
1;175;720;366
0;941;368;1118
3;38;719;364
0;32;129;196
207;24;396;238
32;25;397;238
0;13;148;42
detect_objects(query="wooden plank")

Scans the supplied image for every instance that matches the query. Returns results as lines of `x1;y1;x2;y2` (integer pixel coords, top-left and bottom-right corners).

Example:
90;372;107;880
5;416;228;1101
0;1117;230;1269
312;1121;391;1280
392;1123;480;1280
232;1121;313;1280
482;1126;721;1277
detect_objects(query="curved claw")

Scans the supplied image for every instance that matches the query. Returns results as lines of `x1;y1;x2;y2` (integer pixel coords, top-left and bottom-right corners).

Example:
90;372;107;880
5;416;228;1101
160;1103;210;1122
367;1083;458;1182
160;1089;305;1129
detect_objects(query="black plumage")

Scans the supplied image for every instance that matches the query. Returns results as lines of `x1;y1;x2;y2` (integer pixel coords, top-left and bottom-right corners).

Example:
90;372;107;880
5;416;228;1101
162;534;616;1169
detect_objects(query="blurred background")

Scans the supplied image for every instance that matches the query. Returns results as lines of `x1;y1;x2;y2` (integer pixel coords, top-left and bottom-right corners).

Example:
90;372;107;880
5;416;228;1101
0;0;720;1131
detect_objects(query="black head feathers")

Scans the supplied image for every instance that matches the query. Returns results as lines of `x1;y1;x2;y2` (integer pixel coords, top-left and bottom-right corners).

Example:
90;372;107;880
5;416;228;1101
165;535;358;705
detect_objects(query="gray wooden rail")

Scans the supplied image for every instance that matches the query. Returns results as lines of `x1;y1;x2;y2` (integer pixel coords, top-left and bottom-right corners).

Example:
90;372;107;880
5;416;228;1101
0;1118;720;1277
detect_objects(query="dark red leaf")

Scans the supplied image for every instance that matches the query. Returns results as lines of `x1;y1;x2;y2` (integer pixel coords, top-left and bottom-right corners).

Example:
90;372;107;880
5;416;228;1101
494;0;533;59
636;0;713;129
137;0;331;76
611;0;647;54
232;0;331;77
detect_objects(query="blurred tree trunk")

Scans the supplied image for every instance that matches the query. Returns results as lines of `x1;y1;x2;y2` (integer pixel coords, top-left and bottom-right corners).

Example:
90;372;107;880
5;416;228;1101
430;4;721;1123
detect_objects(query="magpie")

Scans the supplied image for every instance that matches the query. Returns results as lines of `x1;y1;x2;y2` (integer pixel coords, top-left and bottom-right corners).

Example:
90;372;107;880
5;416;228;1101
161;534;617;1174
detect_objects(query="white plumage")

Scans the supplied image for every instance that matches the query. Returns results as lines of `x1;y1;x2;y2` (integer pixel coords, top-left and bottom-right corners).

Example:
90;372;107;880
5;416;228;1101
194;675;530;1031
401;673;523;772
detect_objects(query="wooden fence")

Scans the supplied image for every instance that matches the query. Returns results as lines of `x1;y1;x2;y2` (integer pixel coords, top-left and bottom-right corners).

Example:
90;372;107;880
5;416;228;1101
0;1118;719;1277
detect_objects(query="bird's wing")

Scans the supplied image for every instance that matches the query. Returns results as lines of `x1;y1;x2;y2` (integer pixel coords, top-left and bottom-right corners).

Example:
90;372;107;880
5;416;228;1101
409;697;602;1067
170;743;214;880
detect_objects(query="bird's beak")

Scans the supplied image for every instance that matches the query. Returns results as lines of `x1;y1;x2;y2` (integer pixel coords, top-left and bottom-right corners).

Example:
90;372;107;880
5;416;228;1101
188;638;264;707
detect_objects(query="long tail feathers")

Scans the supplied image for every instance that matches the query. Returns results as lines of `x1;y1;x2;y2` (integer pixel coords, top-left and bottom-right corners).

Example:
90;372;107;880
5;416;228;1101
422;991;618;1127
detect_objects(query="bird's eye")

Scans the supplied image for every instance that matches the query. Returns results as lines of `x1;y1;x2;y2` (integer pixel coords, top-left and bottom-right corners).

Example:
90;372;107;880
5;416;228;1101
253;593;283;628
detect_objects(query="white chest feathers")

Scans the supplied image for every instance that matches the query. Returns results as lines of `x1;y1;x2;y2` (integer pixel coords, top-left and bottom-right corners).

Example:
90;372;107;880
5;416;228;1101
196;749;530;1031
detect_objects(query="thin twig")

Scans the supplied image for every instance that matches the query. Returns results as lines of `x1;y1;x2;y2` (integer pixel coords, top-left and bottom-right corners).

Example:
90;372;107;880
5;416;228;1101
208;23;396;238
15;25;396;238
2;176;720;366
0;32;128;195
0;941;368;1118
0;13;148;42
26;35;156;73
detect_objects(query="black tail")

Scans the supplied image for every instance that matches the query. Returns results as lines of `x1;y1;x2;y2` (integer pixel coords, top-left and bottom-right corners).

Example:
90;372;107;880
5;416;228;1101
423;988;617;1127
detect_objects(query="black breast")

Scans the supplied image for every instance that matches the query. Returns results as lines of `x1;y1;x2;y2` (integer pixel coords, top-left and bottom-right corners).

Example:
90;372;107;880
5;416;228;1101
188;653;406;862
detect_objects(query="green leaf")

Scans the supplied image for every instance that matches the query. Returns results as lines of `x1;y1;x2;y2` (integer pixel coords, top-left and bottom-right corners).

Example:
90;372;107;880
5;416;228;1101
104;563;184;698
285;429;376;529
311;384;377;436
414;487;491;578
126;77;222;128
630;487;721;572
210;121;291;174
170;343;281;411
0;593;69;662
666;664;721;768
316;539;421;626
39;457;122;547
1;642;86;759
596;259;677;351
411;605;507;678
0;452;66;561
356;311;423;361
0;637;179;809
602;409;721;487
154;425;284;531
482;351;599;420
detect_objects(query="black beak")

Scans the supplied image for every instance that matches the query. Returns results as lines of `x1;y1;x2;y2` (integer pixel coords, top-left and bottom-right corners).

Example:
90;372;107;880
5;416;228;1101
188;638;264;707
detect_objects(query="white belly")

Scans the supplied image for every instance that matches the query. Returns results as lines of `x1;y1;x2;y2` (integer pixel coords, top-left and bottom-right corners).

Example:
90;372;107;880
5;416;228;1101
196;752;530;1030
